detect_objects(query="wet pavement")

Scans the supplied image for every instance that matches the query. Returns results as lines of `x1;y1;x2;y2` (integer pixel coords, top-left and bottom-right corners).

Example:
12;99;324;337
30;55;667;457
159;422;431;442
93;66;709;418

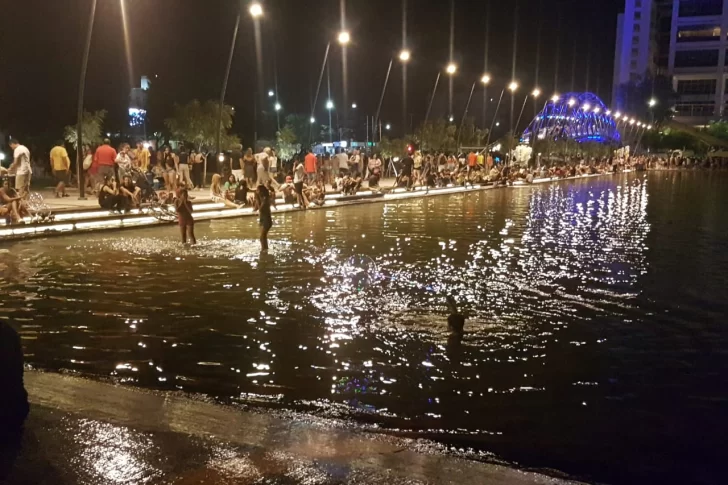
1;372;581;485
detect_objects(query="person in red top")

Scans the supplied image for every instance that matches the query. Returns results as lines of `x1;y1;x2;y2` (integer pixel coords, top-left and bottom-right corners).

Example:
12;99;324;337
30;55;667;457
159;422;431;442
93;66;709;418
94;138;117;183
304;150;317;183
467;151;477;173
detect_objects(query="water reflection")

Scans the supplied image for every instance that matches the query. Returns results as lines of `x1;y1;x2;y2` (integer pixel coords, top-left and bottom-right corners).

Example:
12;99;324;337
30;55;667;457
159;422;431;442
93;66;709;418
4;172;728;484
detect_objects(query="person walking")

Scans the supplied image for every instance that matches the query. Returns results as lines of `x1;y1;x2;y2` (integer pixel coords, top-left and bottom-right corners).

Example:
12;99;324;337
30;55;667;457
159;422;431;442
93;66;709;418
8;139;32;199
49;141;71;197
177;146;194;189
304;149;317;184
254;184;273;251
175;186;196;245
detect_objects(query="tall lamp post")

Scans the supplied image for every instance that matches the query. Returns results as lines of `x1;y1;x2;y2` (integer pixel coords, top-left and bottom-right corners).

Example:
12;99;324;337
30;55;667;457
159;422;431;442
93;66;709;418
507;81;519;163
216;2;262;175
75;0;98;200
446;62;457;120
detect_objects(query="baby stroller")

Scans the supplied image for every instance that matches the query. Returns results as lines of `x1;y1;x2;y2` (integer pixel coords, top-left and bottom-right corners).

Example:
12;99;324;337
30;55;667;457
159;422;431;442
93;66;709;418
27;192;54;223
129;167;158;204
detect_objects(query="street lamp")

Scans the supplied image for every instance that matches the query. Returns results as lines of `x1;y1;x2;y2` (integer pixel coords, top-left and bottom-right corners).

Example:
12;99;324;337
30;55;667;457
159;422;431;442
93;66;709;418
614;111;621;118
399;49;411;62
648;98;657;107
310;116;316;123
551;94;560;103
275;102;282;111
386;123;391;130
446;63;457;75
582;103;591;111
593;107;601;114
449;115;454;122
338;31;350;45
249;2;263;17
218;153;225;162
268;90;274;97
508;81;519;92
532;88;541;98
326;100;334;110
351;103;357;109
481;74;491;85
567;98;576;107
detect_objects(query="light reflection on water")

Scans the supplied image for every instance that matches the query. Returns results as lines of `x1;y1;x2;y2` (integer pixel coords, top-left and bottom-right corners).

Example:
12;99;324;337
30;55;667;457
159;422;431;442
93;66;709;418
3;172;728;484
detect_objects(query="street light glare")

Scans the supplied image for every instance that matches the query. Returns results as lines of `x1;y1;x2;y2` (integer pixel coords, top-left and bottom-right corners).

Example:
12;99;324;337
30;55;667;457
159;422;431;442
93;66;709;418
551;94;560;103
267;90;274;97
399;49;411;62
532;88;541;98
326;100;334;110
593;107;601;113
448;115;454;122
218;153;225;162
567;98;576;107
446;63;457;75
481;74;491;85
614;111;621;118
338;31;350;45
275;102;282;111
351;103;357;109
649;98;657;107
582;103;591;111
249;3;263;17
508;81;519;92
385;124;391;130
310;116;316;123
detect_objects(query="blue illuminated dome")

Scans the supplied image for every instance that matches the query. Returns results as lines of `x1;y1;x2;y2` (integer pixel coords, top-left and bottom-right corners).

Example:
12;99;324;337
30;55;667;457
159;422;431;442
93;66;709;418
522;92;621;145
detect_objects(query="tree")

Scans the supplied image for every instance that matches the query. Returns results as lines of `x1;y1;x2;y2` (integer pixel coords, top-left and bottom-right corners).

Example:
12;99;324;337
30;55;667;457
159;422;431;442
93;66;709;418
457;117;488;148
276;125;301;161
164;100;239;151
64;109;107;150
415;119;457;152
377;137;408;159
284;114;322;147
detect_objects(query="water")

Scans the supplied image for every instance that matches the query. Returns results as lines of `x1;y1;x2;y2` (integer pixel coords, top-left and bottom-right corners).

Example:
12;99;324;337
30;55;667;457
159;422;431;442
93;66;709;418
2;172;727;485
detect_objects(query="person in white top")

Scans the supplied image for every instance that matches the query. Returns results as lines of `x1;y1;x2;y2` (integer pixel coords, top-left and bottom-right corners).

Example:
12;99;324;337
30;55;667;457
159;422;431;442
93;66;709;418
115;143;133;180
255;147;273;187
293;157;308;209
337;151;349;175
8;139;32;198
269;148;278;174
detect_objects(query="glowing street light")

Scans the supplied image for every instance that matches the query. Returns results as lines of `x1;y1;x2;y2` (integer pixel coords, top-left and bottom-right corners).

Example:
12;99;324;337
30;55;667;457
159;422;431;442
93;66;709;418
551;94;560;103
268;90;274;97
0;153;5;162
648;125;653;130
481;74;491;85
648;98;657;107
614;111;621;118
274;102;282;111
582;103;591;111
326;100;334;110
385;123;391;130
218;153;225;162
593;107;601;114
399;49;411;62
567;98;576;107
508;81;519;92
249;2;263;18
338;31;350;45
351;103;357;109
605;110;611;115
532;88;541;98
446;63;457;75
629;119;636;124
449;115;455;122
310;116;316;123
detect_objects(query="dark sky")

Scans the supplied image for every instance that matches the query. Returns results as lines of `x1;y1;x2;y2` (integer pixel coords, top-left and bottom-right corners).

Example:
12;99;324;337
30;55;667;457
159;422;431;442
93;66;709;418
2;0;623;144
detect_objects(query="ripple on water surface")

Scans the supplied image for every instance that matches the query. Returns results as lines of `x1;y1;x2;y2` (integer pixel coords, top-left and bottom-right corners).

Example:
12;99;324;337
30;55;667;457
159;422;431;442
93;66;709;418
4;172;728;485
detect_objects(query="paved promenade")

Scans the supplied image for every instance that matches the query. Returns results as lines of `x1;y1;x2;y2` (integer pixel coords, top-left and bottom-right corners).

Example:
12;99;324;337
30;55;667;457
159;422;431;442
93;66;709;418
1;372;585;485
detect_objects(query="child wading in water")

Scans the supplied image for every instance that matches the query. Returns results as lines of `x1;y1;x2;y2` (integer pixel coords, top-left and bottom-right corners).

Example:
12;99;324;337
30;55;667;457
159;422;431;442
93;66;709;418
175;187;196;245
254;184;273;251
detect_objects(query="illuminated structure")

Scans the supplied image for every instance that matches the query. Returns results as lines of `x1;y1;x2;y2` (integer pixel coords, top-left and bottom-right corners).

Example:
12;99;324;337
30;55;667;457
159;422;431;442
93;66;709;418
521;92;621;145
128;75;150;135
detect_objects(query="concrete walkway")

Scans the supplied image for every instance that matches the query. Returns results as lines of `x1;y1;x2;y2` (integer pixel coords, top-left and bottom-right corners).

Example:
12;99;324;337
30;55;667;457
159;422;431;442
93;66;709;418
1;372;586;485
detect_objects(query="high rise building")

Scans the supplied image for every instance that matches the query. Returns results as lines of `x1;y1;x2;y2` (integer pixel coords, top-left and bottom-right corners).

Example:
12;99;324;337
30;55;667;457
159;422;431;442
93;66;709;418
614;0;728;125
612;0;660;108
128;75;150;137
668;0;728;123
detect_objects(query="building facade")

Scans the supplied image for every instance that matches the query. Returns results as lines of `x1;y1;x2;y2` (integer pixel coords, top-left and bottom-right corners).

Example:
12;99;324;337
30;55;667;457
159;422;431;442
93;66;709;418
613;0;660;109
668;0;728;124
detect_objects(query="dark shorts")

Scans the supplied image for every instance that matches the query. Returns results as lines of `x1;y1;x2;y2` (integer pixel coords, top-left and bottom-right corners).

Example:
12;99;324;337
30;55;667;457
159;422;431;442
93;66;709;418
53;170;69;184
259;218;272;230
294;181;304;195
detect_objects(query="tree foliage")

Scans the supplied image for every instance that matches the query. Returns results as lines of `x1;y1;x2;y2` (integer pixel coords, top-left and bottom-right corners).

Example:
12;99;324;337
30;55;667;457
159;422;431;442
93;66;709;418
164;100;239;151
275;125;301;161
377;137;408;158
415;118;488;152
64;110;107;150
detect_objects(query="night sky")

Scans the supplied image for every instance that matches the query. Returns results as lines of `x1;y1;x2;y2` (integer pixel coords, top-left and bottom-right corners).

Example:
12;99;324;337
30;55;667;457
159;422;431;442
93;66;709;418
2;0;623;144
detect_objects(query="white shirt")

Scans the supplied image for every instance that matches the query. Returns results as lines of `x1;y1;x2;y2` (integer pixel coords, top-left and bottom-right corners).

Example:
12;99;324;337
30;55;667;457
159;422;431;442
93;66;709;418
294;163;305;183
337;153;349;170
269;155;278;169
13;145;32;175
255;152;269;170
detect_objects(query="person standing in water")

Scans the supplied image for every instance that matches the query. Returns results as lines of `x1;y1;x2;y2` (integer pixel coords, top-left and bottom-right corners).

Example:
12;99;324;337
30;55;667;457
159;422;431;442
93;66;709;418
175;186;196;245
254;184;273;251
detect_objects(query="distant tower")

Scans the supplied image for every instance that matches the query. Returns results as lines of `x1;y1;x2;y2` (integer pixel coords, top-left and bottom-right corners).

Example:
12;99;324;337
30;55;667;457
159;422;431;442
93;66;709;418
128;75;150;138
